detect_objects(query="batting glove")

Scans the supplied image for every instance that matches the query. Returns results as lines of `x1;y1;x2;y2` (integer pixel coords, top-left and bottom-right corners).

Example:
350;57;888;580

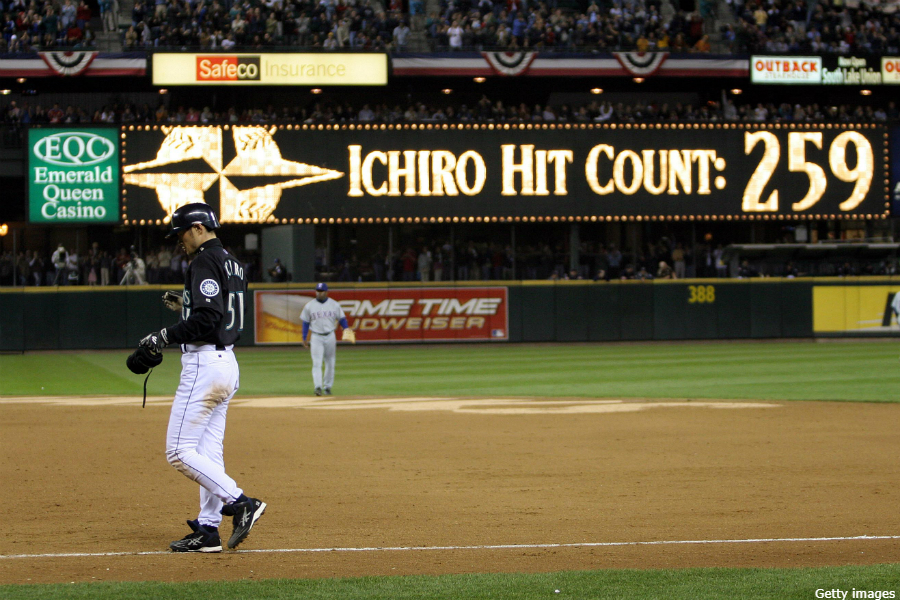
139;329;170;354
162;290;183;312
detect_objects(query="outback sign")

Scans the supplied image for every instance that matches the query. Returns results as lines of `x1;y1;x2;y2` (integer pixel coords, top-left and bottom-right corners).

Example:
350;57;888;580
28;128;119;223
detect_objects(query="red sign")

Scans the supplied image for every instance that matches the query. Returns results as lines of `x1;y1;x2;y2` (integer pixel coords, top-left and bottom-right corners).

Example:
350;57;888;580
255;287;509;344
883;57;900;84
196;56;261;81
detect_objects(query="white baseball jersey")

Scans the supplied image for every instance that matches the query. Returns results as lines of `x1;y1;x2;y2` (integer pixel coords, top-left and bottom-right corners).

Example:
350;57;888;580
164;238;247;529
300;297;346;335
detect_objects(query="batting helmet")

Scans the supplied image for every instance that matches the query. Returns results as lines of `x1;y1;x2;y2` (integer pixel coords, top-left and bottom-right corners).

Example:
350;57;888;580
166;203;220;239
316;283;328;292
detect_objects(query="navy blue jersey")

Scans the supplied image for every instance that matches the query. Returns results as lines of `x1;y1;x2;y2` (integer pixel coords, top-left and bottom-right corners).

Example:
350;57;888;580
166;238;247;347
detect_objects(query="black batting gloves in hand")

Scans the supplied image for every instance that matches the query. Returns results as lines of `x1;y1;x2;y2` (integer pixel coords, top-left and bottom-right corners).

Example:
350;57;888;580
140;329;170;354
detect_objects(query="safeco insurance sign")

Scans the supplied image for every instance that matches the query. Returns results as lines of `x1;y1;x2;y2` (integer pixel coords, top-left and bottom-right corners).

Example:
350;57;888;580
152;53;388;86
28;128;119;223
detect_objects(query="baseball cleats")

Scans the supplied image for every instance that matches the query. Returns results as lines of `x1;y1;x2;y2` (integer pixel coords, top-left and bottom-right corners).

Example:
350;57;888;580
169;519;222;553
221;496;266;549
315;387;323;396
324;387;332;395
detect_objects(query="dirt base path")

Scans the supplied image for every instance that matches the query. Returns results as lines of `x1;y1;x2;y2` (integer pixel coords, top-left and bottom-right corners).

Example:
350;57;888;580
1;397;898;584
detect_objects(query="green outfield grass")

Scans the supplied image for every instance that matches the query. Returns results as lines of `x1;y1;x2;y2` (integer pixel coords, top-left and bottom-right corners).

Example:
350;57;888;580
2;564;899;600
1;340;899;402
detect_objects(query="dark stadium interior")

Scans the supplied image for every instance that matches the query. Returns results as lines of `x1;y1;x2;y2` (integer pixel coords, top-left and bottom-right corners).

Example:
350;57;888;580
0;0;898;284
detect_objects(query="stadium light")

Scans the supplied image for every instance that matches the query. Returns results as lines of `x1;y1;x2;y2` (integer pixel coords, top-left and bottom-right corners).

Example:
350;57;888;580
860;89;872;96
473;77;485;83
632;78;644;83
158;88;168;94
311;88;322;94
730;88;743;95
0;90;9;95
16;78;25;83
590;88;603;94
442;88;453;94
0;224;7;236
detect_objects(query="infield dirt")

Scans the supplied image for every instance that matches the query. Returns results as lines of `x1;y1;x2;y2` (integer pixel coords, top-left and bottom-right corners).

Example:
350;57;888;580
1;397;899;584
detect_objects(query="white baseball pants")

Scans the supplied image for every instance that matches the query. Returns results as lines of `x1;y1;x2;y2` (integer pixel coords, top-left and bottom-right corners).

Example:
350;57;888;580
166;347;243;528
310;331;336;390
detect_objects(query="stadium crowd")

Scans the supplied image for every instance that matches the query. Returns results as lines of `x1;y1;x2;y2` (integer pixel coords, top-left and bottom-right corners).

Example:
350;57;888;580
123;0;413;50
1;0;97;52
2;95;898;127
0;242;261;286
0;0;896;53
426;0;718;51
3;233;897;287
725;0;900;54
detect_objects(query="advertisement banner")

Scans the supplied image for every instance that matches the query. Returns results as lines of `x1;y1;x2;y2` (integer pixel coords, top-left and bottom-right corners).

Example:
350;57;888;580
882;56;900;84
752;55;887;85
151;53;388;86
751;56;822;83
812;285;900;333
28;128;120;223
121;124;888;224
255;287;509;344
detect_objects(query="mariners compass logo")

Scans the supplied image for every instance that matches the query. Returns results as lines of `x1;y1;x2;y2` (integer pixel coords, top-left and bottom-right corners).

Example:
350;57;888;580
123;126;344;223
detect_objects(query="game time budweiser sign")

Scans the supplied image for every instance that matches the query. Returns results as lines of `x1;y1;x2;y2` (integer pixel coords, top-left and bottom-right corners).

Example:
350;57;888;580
255;287;509;344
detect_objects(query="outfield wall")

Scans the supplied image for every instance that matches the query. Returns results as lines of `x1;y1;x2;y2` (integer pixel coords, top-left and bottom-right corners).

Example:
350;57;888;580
2;278;899;351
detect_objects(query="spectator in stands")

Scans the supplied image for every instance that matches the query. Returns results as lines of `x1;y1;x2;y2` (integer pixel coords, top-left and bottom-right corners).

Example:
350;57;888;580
100;0;118;33
28;251;44;286
417;246;432;282
50;244;67;285
713;245;727;278
692;33;711;52
264;258;285;282
0;252;12;286
634;266;653;280
124;25;137;47
737;260;758;278
657;261;675;279
100;251;111;285
64;248;79;284
393;19;410;49
75;0;91;29
84;252;99;285
47;103;64;123
672;244;686;279
448;19;463;48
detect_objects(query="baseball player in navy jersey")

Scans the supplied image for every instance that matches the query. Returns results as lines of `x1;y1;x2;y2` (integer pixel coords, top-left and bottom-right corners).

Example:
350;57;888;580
301;283;352;396
137;203;266;553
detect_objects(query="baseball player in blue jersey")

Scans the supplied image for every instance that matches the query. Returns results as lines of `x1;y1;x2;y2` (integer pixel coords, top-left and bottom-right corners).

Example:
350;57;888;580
301;283;353;396
136;203;266;553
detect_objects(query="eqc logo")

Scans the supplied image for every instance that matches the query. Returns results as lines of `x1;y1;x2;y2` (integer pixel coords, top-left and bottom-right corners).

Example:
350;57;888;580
33;132;116;166
196;56;261;81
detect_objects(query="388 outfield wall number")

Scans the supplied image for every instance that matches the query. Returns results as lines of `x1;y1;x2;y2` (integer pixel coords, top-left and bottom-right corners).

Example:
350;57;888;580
688;285;715;304
119;124;888;224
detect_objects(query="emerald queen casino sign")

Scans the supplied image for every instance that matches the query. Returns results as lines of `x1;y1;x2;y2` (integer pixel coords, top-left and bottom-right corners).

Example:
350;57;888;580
28;128;120;223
